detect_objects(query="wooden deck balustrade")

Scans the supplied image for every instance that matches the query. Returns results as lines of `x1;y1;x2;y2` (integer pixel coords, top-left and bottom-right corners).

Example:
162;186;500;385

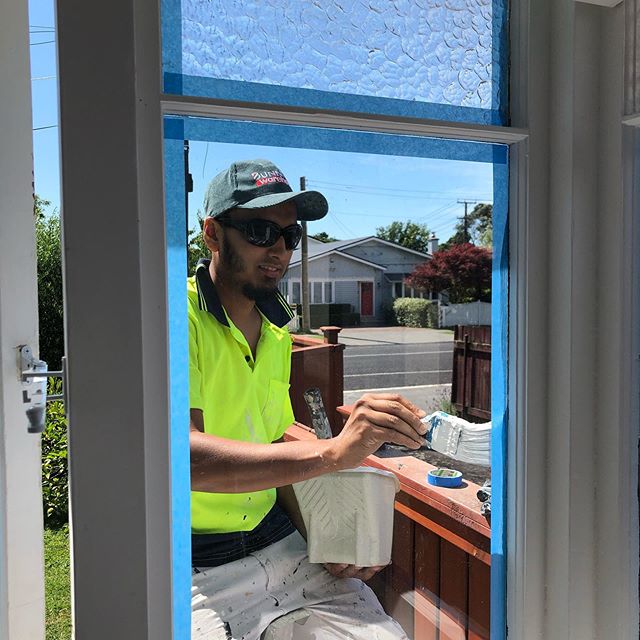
284;419;491;640
290;327;345;435
288;331;490;638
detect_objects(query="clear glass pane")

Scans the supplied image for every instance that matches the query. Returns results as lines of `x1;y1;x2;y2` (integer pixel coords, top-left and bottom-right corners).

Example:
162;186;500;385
163;0;508;124
292;281;301;304
168;116;508;639
313;281;323;303
324;282;333;303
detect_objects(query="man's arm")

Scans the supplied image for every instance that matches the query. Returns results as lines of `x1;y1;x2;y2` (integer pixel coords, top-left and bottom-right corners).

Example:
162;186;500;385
190;392;427;493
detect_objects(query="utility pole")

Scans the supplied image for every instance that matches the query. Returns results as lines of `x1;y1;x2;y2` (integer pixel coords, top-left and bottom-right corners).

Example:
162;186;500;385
457;199;478;243
300;176;311;333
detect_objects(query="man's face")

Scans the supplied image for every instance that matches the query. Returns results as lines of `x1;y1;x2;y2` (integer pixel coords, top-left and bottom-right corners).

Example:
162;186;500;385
216;201;297;302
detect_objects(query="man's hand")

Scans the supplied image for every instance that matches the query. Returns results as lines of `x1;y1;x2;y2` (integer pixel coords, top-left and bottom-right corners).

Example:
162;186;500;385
324;563;387;581
330;393;427;470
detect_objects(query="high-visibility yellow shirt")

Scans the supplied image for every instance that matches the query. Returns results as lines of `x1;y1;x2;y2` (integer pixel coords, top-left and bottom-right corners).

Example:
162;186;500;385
188;260;295;534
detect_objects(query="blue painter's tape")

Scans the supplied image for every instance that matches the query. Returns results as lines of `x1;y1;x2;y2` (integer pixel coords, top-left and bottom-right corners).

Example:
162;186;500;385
164;117;185;141
164;71;183;96
427;469;463;488
492;0;510;126
161;0;182;81
490;151;509;640
181;117;500;164
175;75;504;127
163;131;191;639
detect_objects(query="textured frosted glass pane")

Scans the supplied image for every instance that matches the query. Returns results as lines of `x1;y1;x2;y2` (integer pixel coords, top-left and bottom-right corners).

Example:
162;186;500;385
165;0;507;123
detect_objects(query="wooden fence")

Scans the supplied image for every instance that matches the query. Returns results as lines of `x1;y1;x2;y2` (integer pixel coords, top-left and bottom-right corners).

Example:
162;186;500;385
451;325;491;422
290;328;345;435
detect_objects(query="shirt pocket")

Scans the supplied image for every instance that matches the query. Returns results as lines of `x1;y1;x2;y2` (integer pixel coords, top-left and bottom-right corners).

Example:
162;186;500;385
261;378;291;440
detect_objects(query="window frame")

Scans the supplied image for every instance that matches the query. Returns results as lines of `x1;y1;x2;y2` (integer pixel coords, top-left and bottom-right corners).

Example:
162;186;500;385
55;2;640;639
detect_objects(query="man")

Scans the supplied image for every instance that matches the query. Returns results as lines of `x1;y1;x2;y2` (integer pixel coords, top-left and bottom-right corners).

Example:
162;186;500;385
189;159;427;639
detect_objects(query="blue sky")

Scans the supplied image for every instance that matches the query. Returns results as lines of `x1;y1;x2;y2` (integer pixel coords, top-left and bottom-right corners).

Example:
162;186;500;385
28;0;494;243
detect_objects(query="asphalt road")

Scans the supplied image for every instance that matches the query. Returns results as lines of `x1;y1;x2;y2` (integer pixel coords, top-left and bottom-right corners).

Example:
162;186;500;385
342;342;454;391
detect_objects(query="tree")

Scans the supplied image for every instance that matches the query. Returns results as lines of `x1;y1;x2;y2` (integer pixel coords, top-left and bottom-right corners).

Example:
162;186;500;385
310;231;338;243
187;212;209;275
35;196;64;370
440;203;493;251
405;242;492;303
375;220;431;253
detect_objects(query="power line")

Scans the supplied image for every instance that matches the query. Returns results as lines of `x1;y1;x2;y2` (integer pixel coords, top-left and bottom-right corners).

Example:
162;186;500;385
32;75;56;81
33;125;58;131
327;212;357;237
307;178;492;201
29;25;55;29
30;40;55;46
308;183;491;202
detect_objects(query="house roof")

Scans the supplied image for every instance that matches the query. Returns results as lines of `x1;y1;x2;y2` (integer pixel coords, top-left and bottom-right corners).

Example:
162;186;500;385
289;235;431;267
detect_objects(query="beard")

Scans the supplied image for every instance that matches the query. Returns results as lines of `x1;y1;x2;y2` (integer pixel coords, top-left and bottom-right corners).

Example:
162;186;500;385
219;237;279;303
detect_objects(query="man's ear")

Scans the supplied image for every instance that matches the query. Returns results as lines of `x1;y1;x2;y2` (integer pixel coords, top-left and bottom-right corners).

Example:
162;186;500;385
202;217;221;253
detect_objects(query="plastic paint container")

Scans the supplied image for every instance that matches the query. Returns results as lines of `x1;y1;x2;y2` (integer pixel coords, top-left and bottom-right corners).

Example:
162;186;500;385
293;467;400;566
427;468;463;488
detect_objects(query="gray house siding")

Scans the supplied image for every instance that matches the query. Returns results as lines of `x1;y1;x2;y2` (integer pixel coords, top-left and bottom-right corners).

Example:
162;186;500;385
334;281;358;306
282;238;430;326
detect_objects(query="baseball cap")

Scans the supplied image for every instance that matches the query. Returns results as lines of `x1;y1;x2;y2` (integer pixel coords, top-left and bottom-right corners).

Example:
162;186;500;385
203;159;328;221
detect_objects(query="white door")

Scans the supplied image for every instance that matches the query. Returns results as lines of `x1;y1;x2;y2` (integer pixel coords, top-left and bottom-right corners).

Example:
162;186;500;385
0;0;46;637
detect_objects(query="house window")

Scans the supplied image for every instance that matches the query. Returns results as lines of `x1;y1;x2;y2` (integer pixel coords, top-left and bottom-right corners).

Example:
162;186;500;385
291;281;301;304
163;0;509;125
324;282;333;303
312;281;323;303
167;120;508;640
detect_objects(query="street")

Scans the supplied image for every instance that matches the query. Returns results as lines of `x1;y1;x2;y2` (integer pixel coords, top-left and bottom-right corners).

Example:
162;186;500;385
342;342;453;390
335;328;454;414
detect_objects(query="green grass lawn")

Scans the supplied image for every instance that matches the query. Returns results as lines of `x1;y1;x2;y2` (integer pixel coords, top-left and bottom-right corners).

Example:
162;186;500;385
44;526;72;640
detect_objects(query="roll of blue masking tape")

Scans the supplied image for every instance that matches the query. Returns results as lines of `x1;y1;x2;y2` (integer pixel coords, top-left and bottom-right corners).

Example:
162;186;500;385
427;468;463;488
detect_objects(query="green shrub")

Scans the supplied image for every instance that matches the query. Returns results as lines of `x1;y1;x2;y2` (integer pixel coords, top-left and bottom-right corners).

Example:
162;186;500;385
42;379;68;528
392;298;439;328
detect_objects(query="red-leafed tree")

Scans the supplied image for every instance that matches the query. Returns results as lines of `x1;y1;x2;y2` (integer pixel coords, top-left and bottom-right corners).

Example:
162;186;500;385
405;242;492;303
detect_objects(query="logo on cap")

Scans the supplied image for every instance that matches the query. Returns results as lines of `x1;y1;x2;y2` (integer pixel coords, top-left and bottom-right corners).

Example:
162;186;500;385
251;170;290;188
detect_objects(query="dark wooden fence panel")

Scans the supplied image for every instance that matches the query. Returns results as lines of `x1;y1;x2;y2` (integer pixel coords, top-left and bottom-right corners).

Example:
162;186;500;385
451;325;491;422
289;336;345;435
414;527;441;638
438;540;469;639
468;557;491;640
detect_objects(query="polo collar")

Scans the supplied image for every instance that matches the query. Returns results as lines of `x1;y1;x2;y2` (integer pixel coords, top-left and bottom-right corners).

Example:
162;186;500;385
194;259;294;329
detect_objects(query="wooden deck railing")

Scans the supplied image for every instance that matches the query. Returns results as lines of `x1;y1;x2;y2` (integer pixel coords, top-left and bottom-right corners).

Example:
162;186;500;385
284;420;491;640
290;327;345;435
288;330;491;639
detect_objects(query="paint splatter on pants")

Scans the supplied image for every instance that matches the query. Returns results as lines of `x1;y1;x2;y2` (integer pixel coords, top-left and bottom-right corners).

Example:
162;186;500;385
191;531;409;640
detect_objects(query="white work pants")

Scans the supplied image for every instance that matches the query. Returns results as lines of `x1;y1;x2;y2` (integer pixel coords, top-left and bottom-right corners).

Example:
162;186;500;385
191;531;408;640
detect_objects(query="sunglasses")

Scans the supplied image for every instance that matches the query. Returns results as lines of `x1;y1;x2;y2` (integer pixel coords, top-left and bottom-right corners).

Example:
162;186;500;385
218;217;303;250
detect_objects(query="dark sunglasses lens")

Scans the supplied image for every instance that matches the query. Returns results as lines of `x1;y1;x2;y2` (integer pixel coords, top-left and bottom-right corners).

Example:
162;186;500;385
246;220;278;246
237;220;302;250
282;225;302;250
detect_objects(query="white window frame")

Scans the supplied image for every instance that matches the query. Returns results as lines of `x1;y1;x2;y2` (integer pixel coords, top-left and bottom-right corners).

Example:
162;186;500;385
392;282;425;299
48;0;640;638
285;279;334;304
